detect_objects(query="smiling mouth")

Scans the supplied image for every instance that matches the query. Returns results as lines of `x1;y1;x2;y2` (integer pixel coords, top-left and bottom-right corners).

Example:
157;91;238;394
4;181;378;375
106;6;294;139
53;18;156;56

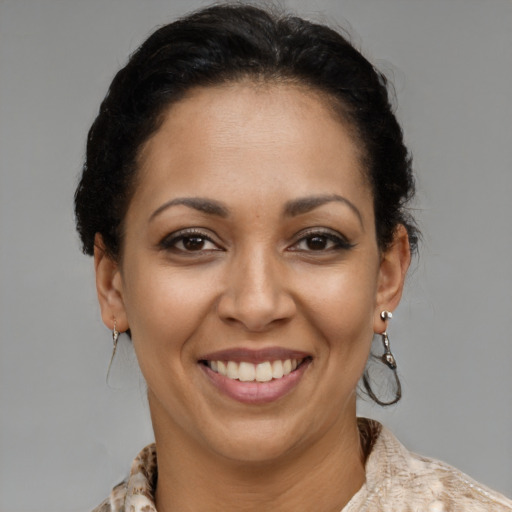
202;358;309;383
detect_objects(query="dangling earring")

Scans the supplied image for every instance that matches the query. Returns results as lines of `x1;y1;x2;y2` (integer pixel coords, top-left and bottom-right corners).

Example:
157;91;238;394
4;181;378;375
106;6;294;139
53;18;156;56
107;320;119;379
379;311;397;370
361;310;402;406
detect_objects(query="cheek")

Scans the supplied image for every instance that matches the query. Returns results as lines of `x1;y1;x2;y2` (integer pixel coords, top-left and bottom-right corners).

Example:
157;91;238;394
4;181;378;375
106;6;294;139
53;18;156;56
122;264;219;365
295;261;378;368
299;260;378;324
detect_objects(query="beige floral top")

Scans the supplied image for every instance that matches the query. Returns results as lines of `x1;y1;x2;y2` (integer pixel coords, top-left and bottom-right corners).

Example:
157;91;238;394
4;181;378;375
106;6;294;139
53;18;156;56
92;419;512;512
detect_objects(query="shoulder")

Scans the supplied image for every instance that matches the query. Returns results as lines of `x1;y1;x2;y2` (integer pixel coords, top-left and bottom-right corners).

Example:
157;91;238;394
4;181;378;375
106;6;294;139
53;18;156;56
91;480;130;512
91;499;112;512
91;444;157;512
355;420;512;512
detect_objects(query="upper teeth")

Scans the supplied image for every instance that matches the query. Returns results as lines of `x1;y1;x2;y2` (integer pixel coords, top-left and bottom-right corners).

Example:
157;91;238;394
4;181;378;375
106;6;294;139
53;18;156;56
208;359;300;382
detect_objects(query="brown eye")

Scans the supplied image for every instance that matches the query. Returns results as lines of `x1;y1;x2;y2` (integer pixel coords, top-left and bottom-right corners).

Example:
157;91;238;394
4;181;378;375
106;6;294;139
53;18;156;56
182;236;207;251
160;230;222;253
289;229;355;253
306;236;329;250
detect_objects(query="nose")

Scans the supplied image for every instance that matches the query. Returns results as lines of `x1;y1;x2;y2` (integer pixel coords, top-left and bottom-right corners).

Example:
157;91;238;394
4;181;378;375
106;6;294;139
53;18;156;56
216;248;296;332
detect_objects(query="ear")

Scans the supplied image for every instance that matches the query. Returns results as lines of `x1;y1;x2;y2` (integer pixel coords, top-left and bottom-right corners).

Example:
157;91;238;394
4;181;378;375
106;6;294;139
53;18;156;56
373;225;411;332
94;234;129;332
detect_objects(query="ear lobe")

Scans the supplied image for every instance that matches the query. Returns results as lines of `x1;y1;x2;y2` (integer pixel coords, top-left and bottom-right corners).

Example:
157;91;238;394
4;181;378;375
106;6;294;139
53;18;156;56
94;234;128;332
374;225;411;328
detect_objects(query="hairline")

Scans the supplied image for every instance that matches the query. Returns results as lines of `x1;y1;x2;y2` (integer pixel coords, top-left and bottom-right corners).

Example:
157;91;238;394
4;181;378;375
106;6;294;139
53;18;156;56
115;75;375;263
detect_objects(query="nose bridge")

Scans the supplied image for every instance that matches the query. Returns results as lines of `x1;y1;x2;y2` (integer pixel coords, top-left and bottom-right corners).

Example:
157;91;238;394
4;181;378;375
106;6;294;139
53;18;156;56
240;244;277;301
218;242;294;331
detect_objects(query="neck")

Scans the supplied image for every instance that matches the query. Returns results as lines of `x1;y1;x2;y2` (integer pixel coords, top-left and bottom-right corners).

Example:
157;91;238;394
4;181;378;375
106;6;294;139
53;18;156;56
152;399;366;512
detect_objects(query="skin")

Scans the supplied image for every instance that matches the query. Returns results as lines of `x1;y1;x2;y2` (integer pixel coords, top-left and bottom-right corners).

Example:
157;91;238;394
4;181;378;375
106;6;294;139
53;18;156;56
95;82;410;512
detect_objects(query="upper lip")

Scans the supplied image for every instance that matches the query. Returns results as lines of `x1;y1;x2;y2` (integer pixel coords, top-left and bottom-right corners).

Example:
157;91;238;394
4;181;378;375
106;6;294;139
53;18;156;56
199;347;312;364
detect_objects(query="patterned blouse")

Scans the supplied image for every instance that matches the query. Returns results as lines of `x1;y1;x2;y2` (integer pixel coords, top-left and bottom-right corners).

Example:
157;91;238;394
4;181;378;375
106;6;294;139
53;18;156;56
92;418;512;512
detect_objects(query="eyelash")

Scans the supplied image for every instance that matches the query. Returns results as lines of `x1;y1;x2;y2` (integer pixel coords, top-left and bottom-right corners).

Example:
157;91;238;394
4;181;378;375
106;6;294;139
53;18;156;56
159;229;222;254
289;229;354;252
159;228;354;255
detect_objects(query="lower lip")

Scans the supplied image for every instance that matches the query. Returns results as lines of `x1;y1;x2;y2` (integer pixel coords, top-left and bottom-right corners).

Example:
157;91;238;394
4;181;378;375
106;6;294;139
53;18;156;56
201;360;311;405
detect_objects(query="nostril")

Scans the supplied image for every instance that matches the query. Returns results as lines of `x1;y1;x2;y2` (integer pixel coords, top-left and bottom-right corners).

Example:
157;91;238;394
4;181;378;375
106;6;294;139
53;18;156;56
217;295;295;332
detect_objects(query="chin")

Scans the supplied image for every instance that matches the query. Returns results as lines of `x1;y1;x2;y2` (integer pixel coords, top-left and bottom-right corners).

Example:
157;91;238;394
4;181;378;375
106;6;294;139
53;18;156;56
201;410;327;467
210;429;301;465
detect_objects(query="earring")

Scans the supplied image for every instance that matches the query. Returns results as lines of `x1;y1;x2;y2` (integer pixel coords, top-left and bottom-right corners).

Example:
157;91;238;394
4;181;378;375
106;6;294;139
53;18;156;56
379;311;397;370
361;310;402;406
106;320;119;378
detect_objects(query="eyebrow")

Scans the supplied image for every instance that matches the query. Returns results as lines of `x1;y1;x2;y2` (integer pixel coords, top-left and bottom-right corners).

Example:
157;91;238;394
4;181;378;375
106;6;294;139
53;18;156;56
283;194;363;226
149;193;363;226
149;197;229;221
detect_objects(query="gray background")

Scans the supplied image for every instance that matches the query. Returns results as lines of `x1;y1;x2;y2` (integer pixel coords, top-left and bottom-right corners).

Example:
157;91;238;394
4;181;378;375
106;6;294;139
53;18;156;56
1;0;511;511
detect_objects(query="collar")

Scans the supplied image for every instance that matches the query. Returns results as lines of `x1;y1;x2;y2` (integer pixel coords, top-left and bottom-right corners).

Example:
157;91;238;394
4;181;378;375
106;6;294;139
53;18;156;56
109;418;385;512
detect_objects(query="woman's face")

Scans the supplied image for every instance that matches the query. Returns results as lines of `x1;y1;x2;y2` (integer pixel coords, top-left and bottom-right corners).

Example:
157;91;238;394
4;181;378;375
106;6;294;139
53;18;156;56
96;82;408;463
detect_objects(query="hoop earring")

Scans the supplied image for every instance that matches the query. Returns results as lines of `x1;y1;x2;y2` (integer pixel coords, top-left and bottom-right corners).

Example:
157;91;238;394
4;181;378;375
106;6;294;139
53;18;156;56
107;320;119;379
379;311;397;370
361;310;402;406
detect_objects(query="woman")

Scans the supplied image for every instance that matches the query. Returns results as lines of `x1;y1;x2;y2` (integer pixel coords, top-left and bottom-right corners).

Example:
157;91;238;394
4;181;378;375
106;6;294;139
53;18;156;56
74;4;512;511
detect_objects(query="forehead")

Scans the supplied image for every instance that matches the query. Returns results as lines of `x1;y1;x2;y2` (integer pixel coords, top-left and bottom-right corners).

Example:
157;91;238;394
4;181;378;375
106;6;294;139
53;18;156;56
133;81;372;218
